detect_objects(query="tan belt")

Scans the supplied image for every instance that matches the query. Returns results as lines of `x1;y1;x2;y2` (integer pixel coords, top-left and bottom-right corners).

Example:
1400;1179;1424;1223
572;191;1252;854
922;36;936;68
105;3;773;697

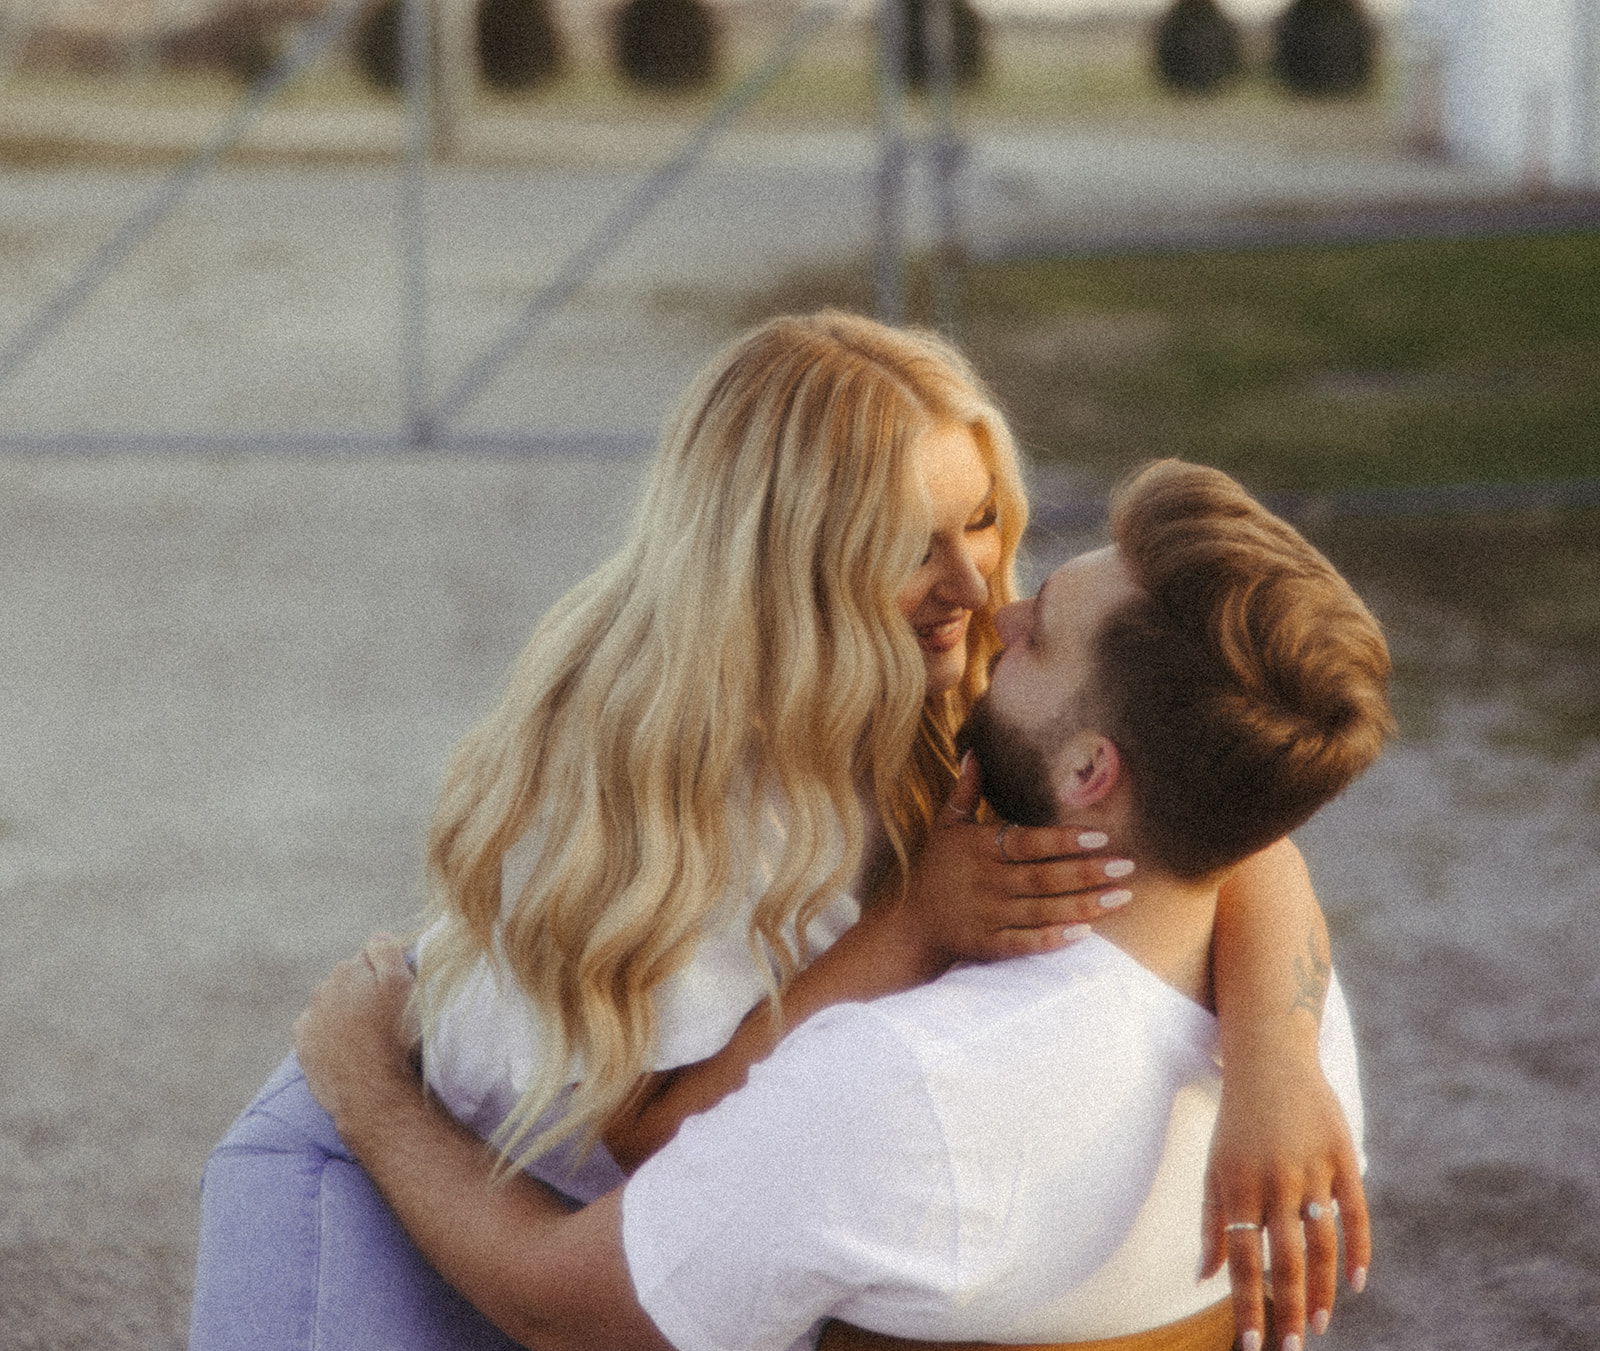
818;1296;1237;1351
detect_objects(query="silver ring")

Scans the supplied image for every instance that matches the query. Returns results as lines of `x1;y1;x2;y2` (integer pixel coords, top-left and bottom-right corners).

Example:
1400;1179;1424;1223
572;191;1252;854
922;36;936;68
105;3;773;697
1224;1221;1262;1234
996;823;1019;863
1303;1200;1336;1223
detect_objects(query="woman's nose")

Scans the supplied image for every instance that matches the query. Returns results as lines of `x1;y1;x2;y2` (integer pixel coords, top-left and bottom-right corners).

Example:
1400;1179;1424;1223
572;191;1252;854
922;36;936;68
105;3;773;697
933;542;989;611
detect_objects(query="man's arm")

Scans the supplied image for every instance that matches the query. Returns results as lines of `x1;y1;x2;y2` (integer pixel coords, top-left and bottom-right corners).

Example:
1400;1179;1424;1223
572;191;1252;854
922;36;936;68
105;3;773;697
1204;838;1371;1351
293;941;673;1351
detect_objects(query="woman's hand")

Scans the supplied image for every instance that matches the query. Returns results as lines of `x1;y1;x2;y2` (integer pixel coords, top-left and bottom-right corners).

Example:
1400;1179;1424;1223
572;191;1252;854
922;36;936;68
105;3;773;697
895;753;1134;965
293;935;423;1153
1200;1044;1371;1351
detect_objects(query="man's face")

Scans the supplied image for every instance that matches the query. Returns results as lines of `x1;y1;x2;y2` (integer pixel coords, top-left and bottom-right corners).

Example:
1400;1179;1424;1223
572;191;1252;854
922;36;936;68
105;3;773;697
956;547;1140;825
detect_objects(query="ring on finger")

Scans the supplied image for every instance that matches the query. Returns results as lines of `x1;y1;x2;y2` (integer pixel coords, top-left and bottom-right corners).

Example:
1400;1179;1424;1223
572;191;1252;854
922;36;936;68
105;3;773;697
996;822;1020;863
1302;1200;1337;1223
1224;1221;1262;1234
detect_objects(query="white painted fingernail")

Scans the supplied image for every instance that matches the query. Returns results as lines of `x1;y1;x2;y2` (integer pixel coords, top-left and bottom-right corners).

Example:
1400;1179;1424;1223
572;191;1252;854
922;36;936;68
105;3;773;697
1077;830;1109;849
1350;1266;1367;1293
1103;858;1135;878
1241;1331;1261;1351
1098;889;1133;909
1061;924;1091;943
1283;1336;1302;1351
1311;1310;1330;1336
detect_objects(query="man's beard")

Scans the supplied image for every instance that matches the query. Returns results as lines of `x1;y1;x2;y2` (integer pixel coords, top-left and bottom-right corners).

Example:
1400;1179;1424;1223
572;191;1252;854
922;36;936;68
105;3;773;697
954;694;1059;827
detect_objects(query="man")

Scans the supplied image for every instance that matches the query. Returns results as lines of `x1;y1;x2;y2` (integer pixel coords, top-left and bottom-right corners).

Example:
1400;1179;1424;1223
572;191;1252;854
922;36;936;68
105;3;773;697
296;460;1392;1351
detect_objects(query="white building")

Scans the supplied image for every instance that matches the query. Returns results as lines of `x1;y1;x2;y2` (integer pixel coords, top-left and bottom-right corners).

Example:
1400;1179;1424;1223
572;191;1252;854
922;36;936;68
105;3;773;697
1404;0;1600;188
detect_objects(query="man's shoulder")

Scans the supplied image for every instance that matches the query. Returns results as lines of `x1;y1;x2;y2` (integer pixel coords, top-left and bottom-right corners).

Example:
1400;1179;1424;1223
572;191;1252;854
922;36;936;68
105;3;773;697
785;936;1220;1116
845;936;1214;1054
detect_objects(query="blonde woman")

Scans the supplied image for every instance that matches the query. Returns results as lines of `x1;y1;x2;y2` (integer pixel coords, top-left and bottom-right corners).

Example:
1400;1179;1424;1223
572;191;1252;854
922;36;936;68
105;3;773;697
191;313;1364;1351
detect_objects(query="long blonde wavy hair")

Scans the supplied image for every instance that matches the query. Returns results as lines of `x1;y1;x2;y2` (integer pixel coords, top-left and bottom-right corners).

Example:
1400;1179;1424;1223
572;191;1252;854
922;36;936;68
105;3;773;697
416;311;1028;1166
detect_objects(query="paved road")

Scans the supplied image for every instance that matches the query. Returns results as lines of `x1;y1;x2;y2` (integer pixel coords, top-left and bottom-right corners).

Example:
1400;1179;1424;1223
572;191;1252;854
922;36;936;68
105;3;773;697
0;114;1501;445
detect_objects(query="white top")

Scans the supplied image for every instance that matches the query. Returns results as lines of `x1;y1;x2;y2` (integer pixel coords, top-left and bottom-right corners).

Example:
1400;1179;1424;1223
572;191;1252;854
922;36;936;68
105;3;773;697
623;935;1365;1351
422;807;861;1202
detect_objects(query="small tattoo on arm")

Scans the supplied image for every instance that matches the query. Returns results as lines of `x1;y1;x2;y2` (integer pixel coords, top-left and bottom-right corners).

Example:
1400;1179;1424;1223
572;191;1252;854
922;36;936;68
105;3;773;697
1291;928;1331;1019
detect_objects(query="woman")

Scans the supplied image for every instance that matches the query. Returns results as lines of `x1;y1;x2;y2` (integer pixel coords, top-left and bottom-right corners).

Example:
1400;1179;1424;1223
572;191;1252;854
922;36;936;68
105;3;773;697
191;313;1361;1350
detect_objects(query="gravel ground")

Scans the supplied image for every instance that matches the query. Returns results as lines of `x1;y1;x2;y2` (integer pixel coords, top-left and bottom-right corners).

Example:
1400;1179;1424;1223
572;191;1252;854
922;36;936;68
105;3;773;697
0;451;646;1348
3;456;1596;1349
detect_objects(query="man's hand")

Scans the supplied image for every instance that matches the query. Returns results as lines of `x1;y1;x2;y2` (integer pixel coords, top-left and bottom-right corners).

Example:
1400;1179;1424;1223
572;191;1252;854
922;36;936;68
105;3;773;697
1199;1048;1371;1351
895;753;1135;964
292;935;422;1153
291;938;669;1351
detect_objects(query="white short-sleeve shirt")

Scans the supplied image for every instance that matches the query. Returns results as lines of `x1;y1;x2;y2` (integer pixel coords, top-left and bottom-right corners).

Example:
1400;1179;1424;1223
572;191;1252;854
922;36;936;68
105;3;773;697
623;935;1364;1351
421;809;860;1201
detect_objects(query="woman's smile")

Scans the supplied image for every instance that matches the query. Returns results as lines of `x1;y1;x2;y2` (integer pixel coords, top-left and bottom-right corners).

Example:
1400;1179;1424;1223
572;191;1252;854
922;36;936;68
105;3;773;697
915;613;969;654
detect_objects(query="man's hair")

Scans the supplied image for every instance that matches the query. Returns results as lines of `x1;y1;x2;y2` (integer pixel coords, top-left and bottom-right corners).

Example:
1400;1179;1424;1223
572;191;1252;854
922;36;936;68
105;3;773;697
1091;460;1393;880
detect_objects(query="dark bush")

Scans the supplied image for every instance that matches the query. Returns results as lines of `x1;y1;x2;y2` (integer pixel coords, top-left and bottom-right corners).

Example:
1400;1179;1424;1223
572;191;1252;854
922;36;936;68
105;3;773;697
1152;0;1241;95
612;0;720;92
355;0;403;90
159;2;282;82
1272;0;1377;97
478;0;565;91
893;0;988;92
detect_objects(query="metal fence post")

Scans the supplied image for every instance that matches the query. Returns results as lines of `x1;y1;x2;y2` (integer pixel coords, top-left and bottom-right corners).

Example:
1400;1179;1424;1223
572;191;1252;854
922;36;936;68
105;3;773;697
401;0;434;446
875;0;908;325
926;0;961;335
434;0;476;159
1578;0;1600;187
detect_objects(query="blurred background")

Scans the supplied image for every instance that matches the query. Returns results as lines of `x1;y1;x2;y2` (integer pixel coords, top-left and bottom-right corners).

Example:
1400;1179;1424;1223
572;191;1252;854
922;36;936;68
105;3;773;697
0;0;1596;1346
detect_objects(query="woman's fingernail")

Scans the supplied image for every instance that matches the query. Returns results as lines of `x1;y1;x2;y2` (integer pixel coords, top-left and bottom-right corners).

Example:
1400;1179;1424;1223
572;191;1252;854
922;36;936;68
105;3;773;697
1077;830;1109;849
1241;1331;1261;1351
1098;889;1133;909
1103;858;1135;879
1283;1335;1303;1351
1310;1310;1330;1336
1061;924;1092;943
1350;1266;1367;1293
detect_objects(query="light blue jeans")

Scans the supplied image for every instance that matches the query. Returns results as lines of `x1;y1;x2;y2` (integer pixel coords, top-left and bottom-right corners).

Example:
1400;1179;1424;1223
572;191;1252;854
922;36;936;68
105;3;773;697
189;1054;523;1351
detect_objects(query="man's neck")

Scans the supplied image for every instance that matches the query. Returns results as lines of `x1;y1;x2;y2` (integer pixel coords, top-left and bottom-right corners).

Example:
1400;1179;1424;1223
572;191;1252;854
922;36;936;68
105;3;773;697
1090;871;1219;1013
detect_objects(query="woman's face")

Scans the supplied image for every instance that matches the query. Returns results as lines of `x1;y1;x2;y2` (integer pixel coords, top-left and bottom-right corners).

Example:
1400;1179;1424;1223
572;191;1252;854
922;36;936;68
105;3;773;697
896;421;1002;698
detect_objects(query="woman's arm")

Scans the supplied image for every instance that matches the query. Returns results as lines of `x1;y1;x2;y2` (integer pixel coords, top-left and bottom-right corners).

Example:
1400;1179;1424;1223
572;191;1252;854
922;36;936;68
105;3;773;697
603;755;1132;1170
1204;838;1371;1351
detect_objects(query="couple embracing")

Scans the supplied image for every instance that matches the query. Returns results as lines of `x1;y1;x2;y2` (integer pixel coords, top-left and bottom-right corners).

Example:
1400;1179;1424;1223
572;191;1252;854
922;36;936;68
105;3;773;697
192;312;1391;1351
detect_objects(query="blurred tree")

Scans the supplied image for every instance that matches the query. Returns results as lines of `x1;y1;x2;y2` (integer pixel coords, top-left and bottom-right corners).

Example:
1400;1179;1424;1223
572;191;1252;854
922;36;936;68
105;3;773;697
891;0;988;92
355;0;404;90
1152;0;1242;95
160;1;305;82
612;0;720;91
478;0;565;91
1271;0;1376;97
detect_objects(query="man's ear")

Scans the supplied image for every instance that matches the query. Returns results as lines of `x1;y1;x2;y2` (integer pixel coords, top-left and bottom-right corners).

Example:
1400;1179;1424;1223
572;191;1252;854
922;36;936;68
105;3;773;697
1054;731;1120;810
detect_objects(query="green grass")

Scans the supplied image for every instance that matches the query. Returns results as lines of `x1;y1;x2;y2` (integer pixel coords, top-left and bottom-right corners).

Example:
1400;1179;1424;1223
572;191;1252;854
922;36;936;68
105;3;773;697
740;231;1600;494
957;232;1600;492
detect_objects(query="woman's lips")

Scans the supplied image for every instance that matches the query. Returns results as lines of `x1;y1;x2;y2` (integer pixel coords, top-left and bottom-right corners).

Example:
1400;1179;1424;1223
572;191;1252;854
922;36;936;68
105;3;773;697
916;614;968;653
